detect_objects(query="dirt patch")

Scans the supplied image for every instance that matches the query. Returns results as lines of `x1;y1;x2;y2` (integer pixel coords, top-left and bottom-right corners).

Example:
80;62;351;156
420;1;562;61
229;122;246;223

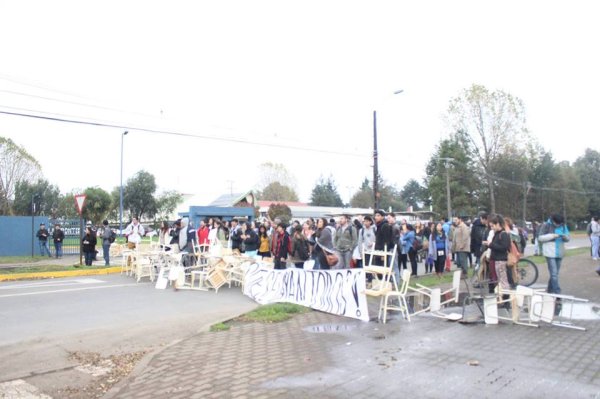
46;350;148;399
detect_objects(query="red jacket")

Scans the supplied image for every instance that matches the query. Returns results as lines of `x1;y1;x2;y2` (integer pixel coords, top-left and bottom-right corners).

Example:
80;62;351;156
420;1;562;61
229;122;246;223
197;226;210;245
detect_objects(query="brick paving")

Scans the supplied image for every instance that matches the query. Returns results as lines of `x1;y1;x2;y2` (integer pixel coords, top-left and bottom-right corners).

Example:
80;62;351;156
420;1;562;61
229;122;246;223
108;254;600;398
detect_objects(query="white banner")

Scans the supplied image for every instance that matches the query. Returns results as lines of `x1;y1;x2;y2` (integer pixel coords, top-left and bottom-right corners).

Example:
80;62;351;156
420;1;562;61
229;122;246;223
243;264;369;321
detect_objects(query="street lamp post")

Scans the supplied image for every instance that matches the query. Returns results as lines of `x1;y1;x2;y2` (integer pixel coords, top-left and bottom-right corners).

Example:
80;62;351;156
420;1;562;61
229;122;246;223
373;110;379;210
372;89;404;211
439;157;454;221
120;130;128;237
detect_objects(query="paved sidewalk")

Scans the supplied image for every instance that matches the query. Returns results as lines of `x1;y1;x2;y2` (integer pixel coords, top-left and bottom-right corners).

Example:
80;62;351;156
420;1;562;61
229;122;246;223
107;254;600;398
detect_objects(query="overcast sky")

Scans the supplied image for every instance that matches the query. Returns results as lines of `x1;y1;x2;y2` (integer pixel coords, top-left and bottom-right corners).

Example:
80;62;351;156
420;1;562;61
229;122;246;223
1;0;598;207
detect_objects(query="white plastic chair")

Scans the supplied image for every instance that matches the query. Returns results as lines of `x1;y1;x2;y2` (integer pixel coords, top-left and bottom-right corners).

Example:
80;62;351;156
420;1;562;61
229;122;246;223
381;269;412;323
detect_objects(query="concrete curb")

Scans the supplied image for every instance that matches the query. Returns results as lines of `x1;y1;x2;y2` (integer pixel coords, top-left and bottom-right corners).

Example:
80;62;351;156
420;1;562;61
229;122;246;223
0;267;122;281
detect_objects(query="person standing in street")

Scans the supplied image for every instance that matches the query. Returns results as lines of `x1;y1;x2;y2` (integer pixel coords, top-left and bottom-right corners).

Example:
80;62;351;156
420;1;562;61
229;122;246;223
101;219;112;266
273;223;290;270
36;223;52;257
124;217;145;250
52;223;65;258
334;214;357;269
589;216;600;261
82;226;97;266
452;216;471;276
538;214;570;295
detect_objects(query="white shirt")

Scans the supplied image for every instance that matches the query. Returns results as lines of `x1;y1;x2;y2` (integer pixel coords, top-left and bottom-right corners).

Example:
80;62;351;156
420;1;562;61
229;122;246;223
125;222;145;244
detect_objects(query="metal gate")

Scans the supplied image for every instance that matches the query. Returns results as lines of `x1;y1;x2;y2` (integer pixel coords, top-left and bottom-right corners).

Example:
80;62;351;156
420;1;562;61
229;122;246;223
47;219;83;256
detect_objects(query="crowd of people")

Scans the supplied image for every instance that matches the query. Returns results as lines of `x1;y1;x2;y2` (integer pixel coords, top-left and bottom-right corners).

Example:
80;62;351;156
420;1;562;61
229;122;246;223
41;207;597;293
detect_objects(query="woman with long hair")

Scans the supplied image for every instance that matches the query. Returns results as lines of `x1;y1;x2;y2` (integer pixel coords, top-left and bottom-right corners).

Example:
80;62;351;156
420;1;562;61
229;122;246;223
158;221;171;251
484;215;511;291
428;222;447;278
312;217;333;270
257;224;271;258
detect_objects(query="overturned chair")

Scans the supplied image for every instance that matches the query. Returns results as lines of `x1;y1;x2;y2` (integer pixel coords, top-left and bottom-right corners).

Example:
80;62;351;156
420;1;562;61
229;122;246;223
408;270;462;318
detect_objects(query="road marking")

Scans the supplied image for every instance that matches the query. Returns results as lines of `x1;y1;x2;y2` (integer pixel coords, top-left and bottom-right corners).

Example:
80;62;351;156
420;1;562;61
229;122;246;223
0;278;106;290
0;283;142;298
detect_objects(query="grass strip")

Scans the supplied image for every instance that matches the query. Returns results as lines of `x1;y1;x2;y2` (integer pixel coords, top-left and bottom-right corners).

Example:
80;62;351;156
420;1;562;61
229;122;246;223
209;322;231;332
237;303;310;323
0;264;114;274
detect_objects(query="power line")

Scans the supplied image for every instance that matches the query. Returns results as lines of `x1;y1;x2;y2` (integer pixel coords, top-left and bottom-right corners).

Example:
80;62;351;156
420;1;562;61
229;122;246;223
0;74;96;101
484;171;600;195
0;89;160;120
0;109;371;159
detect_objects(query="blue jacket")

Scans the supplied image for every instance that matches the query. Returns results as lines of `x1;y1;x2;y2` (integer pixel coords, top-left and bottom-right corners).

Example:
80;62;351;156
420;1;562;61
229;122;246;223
401;230;415;254
538;219;570;258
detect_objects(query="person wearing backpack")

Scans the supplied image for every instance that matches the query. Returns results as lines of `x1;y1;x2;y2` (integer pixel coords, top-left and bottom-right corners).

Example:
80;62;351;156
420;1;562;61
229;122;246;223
290;225;310;268
334;215;357;269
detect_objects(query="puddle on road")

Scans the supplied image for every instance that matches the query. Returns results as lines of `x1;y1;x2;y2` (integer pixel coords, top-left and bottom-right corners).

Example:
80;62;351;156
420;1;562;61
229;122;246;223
303;324;356;333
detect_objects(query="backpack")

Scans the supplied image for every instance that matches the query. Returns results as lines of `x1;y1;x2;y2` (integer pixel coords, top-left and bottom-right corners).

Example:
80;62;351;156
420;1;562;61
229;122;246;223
109;230;116;243
412;235;423;251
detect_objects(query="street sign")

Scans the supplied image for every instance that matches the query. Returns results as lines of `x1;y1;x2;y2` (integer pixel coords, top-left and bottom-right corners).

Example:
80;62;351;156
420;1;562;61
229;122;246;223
74;194;86;215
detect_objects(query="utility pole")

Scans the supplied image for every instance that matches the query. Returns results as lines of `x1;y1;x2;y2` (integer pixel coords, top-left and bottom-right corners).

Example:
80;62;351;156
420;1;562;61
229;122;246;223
522;181;530;227
120;130;128;237
372;90;403;211
439;158;454;221
373;110;379;210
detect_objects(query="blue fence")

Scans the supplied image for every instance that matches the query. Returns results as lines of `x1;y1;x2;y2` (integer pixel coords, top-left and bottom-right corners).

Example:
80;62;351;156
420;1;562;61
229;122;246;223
0;216;82;257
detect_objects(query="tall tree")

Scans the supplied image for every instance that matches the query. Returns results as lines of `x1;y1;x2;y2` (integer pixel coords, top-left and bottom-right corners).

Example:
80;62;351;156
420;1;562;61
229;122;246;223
541;161;588;225
13;179;60;216
400;179;426;210
257;162;297;190
528;150;557;222
349;176;407;211
446;84;530;213
424;133;481;219
155;190;184;222
350;178;373;208
573;148;600;217
123;170;158;221
82;187;112;224
0;137;42;214
310;176;343;207
267;203;292;224
260;181;299;202
56;192;79;219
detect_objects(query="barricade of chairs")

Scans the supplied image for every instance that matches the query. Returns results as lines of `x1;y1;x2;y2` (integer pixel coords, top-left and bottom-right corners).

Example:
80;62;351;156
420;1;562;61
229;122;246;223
119;239;272;293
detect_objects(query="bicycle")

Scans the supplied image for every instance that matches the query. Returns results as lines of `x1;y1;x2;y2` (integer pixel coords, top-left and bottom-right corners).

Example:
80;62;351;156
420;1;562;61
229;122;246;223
515;258;538;287
468;256;539;289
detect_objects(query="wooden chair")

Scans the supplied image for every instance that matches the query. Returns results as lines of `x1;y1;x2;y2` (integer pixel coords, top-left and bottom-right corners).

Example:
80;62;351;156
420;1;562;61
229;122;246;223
381;269;412;323
190;258;229;293
134;255;155;283
362;245;398;322
363;245;398;293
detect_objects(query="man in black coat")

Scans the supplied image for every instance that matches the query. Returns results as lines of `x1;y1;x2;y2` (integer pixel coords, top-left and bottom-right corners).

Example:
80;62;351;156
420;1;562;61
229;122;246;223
374;210;394;269
470;212;488;267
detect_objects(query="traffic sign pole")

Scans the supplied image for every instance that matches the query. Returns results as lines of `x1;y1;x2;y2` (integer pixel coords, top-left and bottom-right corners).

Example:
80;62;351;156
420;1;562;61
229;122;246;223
74;194;87;266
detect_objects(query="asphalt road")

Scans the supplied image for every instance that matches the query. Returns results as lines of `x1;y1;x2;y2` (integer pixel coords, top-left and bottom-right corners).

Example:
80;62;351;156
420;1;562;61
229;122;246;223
0;274;257;382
